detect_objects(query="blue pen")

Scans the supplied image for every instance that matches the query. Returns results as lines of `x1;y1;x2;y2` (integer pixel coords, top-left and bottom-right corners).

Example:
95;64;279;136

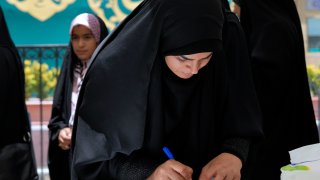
162;146;174;159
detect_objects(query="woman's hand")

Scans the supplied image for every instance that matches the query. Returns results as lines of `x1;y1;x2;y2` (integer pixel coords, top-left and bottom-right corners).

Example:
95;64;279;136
148;159;193;180
199;153;242;180
58;127;72;150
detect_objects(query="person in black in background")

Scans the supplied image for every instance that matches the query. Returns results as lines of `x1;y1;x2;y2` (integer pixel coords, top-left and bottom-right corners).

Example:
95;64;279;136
240;0;320;179
47;13;108;180
70;0;263;179
232;0;241;17
0;6;38;180
220;1;263;179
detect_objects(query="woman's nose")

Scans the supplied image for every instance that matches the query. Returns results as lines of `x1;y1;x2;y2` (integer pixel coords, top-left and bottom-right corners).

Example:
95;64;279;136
78;38;85;47
190;62;199;74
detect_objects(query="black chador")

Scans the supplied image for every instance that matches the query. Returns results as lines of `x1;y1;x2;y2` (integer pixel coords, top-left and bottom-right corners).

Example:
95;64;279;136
240;0;320;179
70;0;263;179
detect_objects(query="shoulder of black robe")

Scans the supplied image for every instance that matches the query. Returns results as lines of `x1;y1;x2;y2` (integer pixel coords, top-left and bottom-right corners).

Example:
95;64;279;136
0;6;30;147
240;0;319;179
71;0;224;177
47;14;108;180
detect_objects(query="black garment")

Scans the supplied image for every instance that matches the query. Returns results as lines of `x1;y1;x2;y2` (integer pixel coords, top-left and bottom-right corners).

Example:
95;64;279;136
221;9;262;179
240;1;320;179
221;6;264;170
71;0;262;179
47;15;108;180
0;6;38;180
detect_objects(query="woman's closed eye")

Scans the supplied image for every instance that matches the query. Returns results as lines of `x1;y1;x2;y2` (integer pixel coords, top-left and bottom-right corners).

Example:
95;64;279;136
177;55;190;62
178;53;213;62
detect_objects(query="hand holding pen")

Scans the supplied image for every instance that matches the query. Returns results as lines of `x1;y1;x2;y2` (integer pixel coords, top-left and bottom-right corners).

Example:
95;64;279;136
148;146;193;180
162;147;216;180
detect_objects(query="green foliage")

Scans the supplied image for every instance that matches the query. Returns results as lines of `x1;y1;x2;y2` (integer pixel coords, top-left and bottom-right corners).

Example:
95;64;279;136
307;65;320;96
22;61;318;99
24;60;60;99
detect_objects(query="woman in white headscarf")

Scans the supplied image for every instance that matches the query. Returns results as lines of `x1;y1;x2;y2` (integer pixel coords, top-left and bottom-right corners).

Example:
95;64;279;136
47;13;108;180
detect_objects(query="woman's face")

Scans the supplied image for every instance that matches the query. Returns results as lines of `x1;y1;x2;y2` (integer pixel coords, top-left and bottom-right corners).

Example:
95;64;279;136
165;52;213;79
71;25;98;62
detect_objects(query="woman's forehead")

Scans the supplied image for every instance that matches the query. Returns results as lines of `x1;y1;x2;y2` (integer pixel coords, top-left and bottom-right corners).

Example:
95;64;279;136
71;25;92;34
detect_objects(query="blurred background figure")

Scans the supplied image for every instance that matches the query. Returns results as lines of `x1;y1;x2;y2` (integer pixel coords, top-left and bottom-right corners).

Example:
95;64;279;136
47;13;108;180
240;0;320;179
0;6;38;180
232;0;241;17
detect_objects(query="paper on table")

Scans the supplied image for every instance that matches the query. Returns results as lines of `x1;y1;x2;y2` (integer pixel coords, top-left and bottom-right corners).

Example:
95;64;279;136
289;143;320;165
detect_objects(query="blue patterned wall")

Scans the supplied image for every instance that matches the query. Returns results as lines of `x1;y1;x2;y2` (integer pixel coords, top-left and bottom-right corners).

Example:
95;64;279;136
0;0;142;45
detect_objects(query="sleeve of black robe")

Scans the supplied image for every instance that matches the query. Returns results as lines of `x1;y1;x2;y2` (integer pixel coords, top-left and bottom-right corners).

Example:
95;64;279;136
75;150;165;179
220;11;263;163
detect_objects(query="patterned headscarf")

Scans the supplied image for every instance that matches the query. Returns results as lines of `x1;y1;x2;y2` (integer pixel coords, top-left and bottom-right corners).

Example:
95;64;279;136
69;13;101;42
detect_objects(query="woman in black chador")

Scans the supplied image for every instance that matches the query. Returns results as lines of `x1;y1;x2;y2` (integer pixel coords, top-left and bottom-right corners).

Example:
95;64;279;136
0;6;38;180
47;13;108;180
240;0;320;179
71;0;263;179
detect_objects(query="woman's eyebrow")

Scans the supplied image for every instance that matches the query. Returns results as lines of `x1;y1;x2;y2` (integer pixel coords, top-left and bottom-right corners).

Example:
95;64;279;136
202;53;213;60
83;32;94;36
180;55;194;60
180;53;213;60
72;32;93;36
